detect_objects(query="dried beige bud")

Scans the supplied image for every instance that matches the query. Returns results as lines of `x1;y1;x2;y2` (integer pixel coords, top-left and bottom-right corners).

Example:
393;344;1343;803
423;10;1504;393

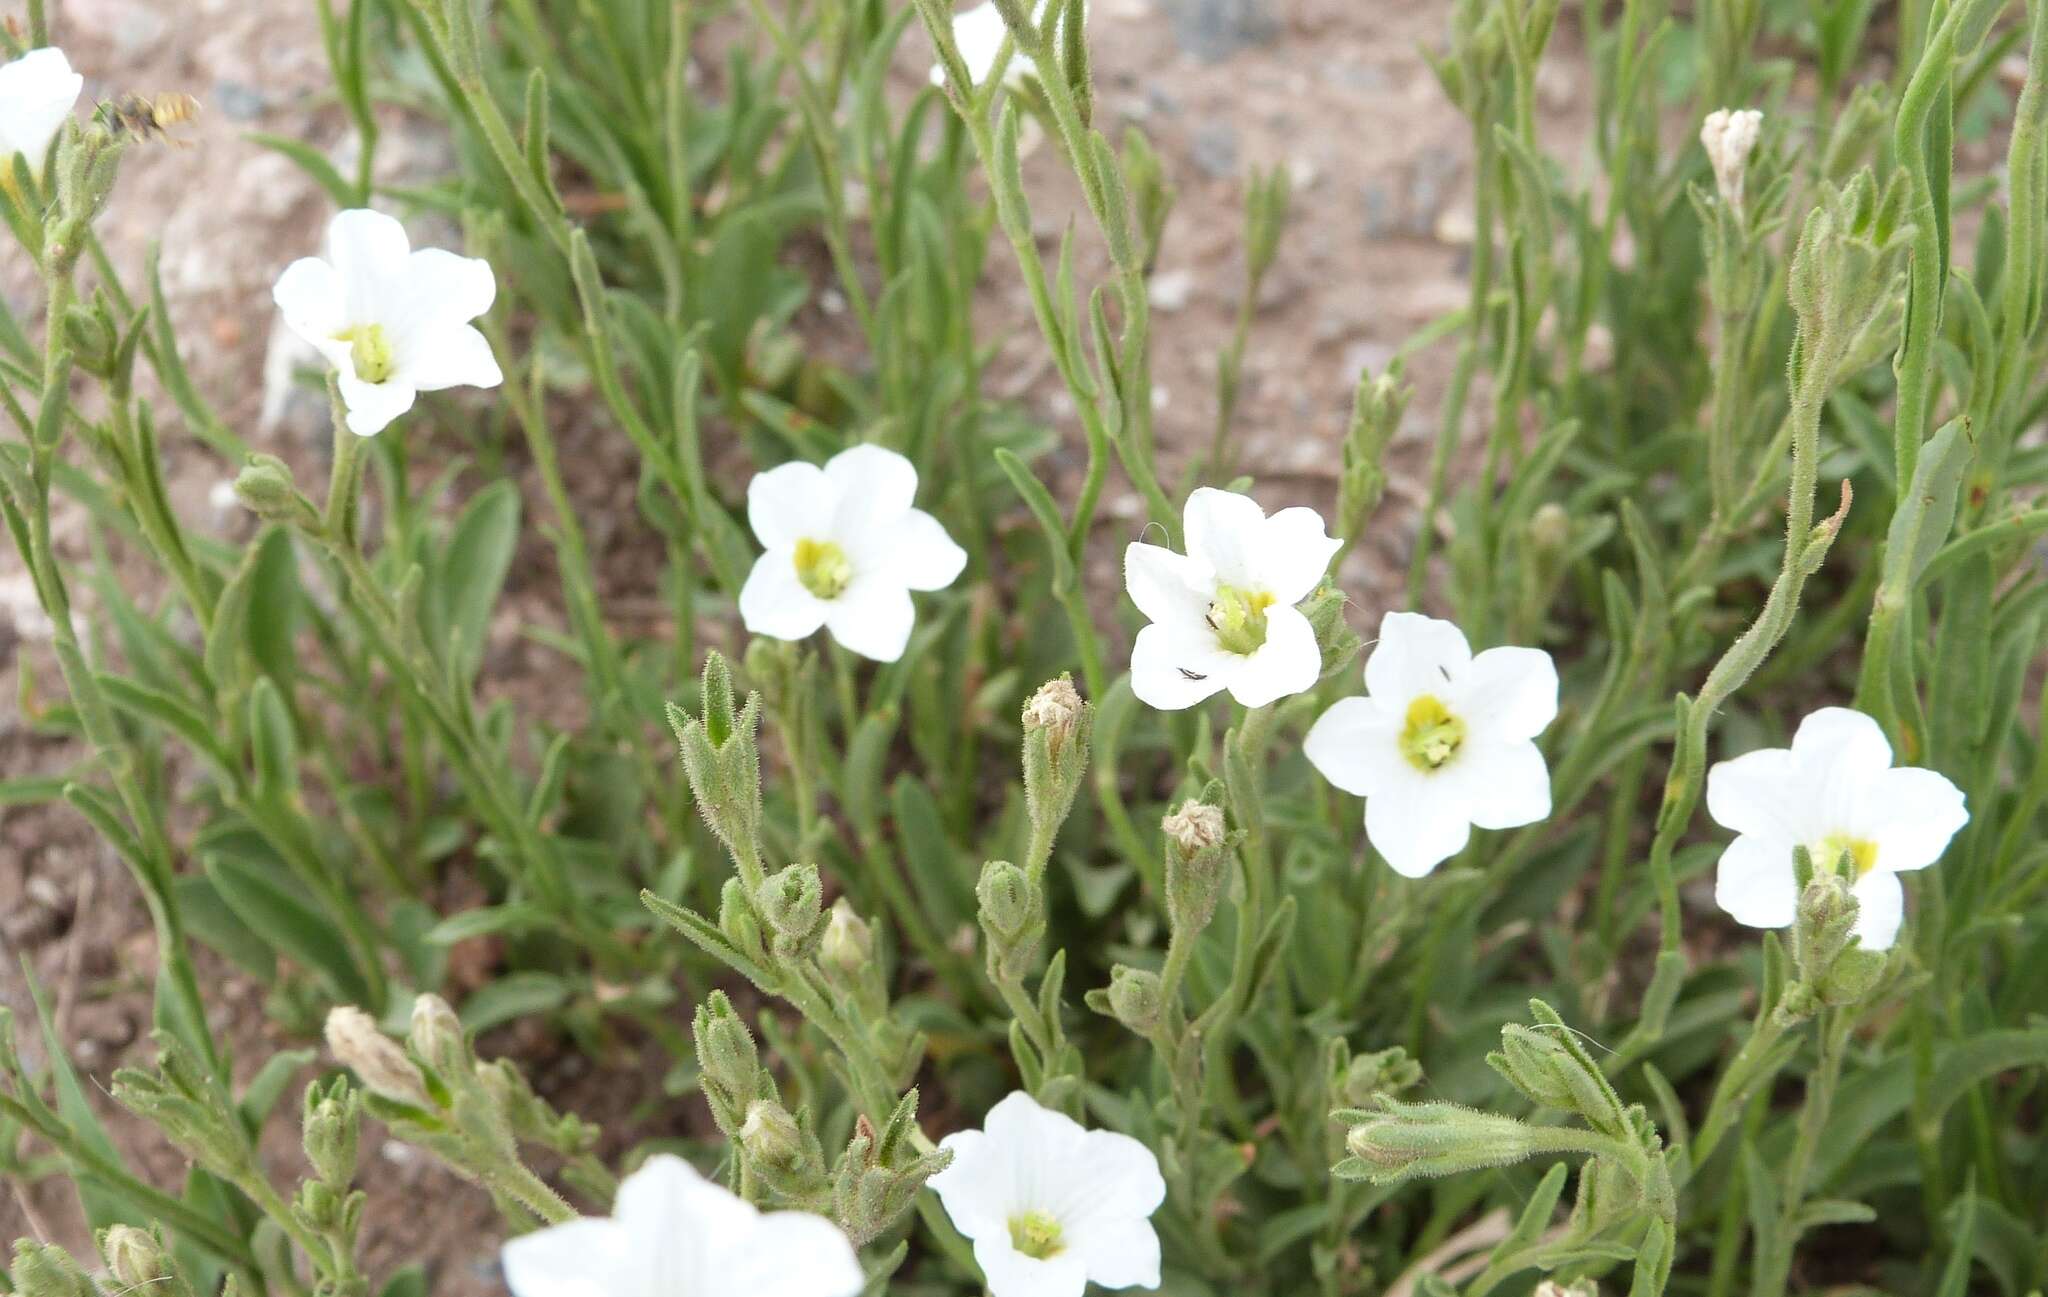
1162;801;1225;854
324;1006;429;1106
1023;676;1083;743
1700;108;1762;213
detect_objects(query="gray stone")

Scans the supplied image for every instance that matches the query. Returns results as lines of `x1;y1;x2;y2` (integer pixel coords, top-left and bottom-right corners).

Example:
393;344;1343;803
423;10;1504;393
1158;0;1280;61
1189;119;1240;179
212;79;269;121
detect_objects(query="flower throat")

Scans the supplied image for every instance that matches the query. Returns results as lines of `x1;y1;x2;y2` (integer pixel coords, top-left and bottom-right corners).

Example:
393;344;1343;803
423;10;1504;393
1208;585;1276;655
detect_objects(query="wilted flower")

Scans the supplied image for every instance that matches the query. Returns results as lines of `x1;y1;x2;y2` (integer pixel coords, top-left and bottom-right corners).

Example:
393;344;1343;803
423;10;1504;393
1706;706;1967;951
0;48;83;168
930;2;1037;90
272;209;503;436
929;1091;1165;1297
1700;108;1763;213
740;444;966;663
1303;611;1557;877
502;1154;862;1297
1124;487;1341;710
323;1005;428;1106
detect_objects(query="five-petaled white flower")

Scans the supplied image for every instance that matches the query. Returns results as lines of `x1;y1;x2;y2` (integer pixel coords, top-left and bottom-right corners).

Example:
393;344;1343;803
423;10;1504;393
272;209;503;437
1124;487;1340;711
501;1154;863;1297
0;47;82;168
929;1091;1165;1297
1304;611;1557;878
1706;706;1967;951
929;2;1039;90
740;444;966;663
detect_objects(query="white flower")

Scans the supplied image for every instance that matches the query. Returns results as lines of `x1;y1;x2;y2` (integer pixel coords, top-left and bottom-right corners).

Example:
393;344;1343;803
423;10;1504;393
501;1154;863;1297
0;48;82;166
1705;706;1967;951
1123;487;1340;711
1700;107;1763;212
739;444;966;663
929;1091;1165;1297
1303;611;1557;878
930;2;1038;89
272;209;502;437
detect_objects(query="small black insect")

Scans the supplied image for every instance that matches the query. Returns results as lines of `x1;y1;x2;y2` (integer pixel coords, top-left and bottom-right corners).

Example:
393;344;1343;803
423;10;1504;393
1177;667;1208;681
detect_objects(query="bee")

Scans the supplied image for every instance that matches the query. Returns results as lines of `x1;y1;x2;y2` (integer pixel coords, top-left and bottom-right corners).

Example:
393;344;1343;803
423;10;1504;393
99;93;201;144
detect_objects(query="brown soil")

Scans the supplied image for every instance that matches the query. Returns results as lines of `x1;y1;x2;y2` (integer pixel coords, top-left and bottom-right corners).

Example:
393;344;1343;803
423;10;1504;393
0;1;1592;1292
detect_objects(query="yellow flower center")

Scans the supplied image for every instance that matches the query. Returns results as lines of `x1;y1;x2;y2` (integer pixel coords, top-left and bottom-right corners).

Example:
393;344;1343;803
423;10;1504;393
1207;585;1277;655
793;537;852;599
1008;1210;1065;1260
337;323;395;384
1816;833;1879;877
1399;694;1467;771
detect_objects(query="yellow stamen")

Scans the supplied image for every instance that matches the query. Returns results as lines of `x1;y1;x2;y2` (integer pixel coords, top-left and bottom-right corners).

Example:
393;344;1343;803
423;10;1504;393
1008;1210;1064;1260
336;323;395;384
1399;694;1467;771
1816;833;1879;877
1207;585;1278;655
794;537;852;600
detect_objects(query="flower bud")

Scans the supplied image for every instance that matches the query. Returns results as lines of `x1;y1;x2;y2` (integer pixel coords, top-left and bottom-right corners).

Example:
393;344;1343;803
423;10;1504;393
755;863;826;953
1162;800;1229;936
692;991;764;1119
1339;1100;1537;1184
1535;1279;1599;1297
232;454;310;525
820;899;874;981
408;993;468;1079
1700;108;1762;213
668;652;765;876
99;1226;168;1291
1096;965;1165;1035
717;876;766;957
12;1241;97;1297
324;1006;429;1107
301;1077;363;1186
1340;1047;1423;1106
741;1099;804;1167
1300;583;1358;665
1022;675;1092;845
976;860;1036;944
1528;502;1570;552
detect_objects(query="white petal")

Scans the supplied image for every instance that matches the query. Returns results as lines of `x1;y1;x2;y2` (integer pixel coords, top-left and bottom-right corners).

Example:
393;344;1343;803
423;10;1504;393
1128;621;1230;711
1124;542;1212;627
335;373;416;437
1856;765;1968;873
613;1155;753;1295
748;461;839;550
1713;834;1797;930
400;323;502;392
1458;646;1558;742
823;576;915;662
1705;746;1806;842
888;508;967;592
1223;605;1320;707
1303;696;1404;797
1364;611;1471;703
1791;707;1893;779
403;246;498;323
983;1089;1085;1148
1364;775;1471;877
825;444;919;534
707;1211;864;1297
928;1129;1007;1239
1067;1215;1161;1290
976;1237;1089;1297
739;553;828;642
1059;1129;1165;1222
272;257;347;345
1449;739;1551;831
0;49;82;163
1181;487;1268;589
501;1219;628;1297
1255;506;1342;605
326;208;411;284
1850;869;1904;950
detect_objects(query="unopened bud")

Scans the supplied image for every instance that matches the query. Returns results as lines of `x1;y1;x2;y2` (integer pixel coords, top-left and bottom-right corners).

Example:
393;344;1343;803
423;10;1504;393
692;991;763;1112
1021;676;1092;844
976;860;1036;943
740;1099;804;1167
232;454;307;523
1700;108;1762;213
1535;1280;1599;1297
100;1226;167;1290
301;1077;363;1185
1341;1047;1422;1106
820;899;873;980
1339;1100;1536;1184
1300;583;1356;663
324;1006;429;1106
11;1241;97;1297
1529;502;1570;551
408;993;468;1079
1101;965;1165;1034
1162;800;1230;936
1022;676;1084;752
756;863;826;952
